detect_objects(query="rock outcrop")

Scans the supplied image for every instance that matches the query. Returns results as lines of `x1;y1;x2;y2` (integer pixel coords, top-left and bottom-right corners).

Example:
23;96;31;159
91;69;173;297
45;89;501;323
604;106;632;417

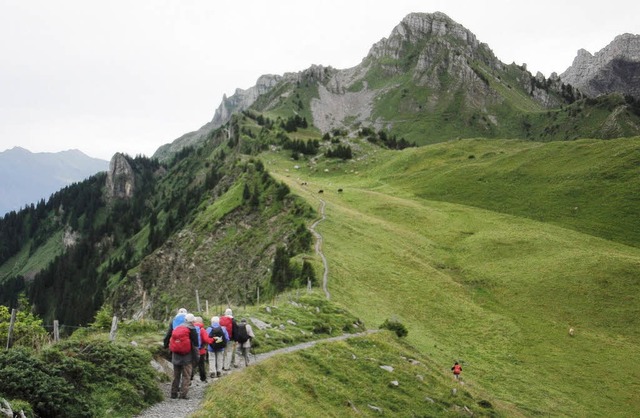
560;33;640;98
210;74;282;127
106;153;135;200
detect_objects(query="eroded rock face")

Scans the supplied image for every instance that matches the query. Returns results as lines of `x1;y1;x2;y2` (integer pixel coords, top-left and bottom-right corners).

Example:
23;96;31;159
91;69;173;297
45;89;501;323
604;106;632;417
560;33;640;98
210;74;282;128
106;153;135;200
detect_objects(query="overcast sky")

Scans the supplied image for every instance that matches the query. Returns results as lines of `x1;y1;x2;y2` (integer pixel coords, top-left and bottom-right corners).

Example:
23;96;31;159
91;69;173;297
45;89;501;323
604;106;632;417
1;0;638;161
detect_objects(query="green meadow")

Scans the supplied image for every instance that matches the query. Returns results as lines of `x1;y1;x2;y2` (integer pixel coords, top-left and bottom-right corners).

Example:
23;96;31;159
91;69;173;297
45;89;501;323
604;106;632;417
256;137;640;416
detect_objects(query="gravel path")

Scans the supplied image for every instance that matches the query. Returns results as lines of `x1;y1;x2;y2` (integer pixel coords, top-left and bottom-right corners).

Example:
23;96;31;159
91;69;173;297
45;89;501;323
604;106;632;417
138;197;335;417
135;330;377;418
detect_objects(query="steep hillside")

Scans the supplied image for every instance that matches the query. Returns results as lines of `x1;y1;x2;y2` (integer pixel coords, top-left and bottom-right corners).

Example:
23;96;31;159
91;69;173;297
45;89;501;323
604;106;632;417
0;124;315;326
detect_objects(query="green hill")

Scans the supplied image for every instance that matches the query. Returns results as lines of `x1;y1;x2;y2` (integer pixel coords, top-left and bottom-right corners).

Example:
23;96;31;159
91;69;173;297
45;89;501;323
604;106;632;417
259;136;640;416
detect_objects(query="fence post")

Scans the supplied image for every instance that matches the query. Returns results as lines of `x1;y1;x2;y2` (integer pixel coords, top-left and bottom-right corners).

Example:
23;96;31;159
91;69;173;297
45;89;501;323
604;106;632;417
109;316;118;341
53;320;60;343
141;290;146;323
6;309;17;349
205;300;209;315
196;290;202;313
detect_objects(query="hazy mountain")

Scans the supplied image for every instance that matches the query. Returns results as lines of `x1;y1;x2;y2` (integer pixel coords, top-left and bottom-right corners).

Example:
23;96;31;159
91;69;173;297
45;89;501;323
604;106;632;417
0;147;109;216
560;33;640;98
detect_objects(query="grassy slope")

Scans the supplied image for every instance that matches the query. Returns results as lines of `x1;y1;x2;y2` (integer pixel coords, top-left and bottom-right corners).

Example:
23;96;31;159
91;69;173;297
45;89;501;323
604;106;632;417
195;331;506;417
264;137;640;416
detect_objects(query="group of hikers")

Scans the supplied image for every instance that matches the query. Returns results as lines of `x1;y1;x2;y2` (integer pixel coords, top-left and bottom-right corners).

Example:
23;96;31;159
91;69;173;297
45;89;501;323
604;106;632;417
163;307;255;400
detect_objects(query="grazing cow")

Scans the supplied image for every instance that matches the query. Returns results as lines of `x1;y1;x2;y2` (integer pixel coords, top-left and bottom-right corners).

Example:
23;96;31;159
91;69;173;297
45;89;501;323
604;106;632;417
569;327;575;337
338;188;343;193
318;190;324;194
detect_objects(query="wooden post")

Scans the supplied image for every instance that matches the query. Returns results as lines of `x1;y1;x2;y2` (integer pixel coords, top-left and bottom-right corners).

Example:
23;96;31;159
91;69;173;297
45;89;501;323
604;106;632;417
205;300;209;315
109;316;118;341
6;308;17;349
141;291;147;323
53;320;60;343
257;287;260;306
196;290;202;313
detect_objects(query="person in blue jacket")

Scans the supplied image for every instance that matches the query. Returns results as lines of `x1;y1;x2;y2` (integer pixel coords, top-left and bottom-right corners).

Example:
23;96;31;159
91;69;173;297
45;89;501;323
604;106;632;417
206;316;229;378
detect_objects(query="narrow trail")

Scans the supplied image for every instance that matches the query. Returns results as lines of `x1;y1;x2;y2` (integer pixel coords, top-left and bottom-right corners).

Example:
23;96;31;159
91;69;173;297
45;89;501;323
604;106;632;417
310;199;330;300
135;330;377;418
138;197;334;417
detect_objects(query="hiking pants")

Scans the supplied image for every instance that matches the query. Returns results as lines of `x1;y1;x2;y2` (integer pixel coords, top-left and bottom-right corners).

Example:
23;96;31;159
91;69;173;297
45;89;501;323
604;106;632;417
238;346;250;367
196;353;207;381
171;363;193;398
210;350;224;374
223;342;236;369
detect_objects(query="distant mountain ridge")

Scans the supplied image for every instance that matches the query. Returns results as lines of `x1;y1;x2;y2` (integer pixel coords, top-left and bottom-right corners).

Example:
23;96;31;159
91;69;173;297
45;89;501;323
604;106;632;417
154;12;640;160
560;33;640;99
0;147;109;216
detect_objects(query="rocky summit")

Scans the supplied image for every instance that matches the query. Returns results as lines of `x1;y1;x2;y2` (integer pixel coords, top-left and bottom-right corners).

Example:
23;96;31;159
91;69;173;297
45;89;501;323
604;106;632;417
560;33;640;98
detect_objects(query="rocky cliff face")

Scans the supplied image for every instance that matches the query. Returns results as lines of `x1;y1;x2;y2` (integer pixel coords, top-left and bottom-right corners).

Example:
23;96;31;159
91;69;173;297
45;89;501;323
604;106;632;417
106;153;135;200
210;74;282;127
560;33;640;98
153;74;282;161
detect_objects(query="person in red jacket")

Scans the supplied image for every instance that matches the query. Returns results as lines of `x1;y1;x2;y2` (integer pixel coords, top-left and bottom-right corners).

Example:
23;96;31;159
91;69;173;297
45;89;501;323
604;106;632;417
451;362;462;380
219;308;237;371
192;316;213;382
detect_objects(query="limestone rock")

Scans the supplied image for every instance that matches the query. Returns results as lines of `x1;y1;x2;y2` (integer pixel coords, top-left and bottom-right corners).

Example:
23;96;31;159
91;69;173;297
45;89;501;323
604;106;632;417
106;153;135;200
560;33;640;98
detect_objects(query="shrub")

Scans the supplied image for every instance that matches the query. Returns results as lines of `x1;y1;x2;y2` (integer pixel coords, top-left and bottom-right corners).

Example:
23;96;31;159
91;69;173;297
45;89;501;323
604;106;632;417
0;341;162;418
379;318;408;338
0;348;90;418
0;306;49;350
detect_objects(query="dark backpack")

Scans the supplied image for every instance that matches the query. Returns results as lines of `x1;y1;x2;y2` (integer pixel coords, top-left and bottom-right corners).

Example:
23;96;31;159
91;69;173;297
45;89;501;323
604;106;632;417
209;326;226;349
169;325;192;355
236;323;249;344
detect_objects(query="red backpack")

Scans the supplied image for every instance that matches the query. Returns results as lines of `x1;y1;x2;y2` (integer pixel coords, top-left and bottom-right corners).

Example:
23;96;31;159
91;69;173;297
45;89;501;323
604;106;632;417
169;325;192;355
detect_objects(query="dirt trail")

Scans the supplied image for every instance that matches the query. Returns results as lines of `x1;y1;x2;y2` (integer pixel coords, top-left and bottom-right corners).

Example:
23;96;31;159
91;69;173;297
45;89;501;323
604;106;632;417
135;330;377;418
310;199;330;300
138;197;334;417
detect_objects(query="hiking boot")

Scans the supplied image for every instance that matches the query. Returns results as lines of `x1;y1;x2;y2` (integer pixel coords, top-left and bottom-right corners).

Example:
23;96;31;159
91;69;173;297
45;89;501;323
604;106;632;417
210;372;216;379
179;394;190;400
216;371;222;377
170;393;178;399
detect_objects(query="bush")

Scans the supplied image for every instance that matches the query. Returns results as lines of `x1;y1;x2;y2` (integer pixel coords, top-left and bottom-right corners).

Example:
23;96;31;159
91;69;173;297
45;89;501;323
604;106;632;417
0;348;90;418
0;306;49;349
379;318;408;338
0;341;162;418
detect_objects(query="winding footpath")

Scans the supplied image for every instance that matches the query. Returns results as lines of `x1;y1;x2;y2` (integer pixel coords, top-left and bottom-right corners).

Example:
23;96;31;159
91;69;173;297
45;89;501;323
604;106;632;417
310;199;330;300
137;197;340;417
135;330;377;418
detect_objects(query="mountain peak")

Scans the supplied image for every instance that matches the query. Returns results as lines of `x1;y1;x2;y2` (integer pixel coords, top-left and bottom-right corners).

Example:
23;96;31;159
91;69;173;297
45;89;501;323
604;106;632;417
366;11;481;61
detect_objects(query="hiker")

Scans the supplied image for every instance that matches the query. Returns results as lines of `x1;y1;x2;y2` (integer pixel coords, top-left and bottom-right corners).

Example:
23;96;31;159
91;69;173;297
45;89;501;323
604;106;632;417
235;318;255;367
192;316;213;382
163;307;188;349
206;316;229;378
168;313;199;399
219;308;237;371
451;362;462;380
